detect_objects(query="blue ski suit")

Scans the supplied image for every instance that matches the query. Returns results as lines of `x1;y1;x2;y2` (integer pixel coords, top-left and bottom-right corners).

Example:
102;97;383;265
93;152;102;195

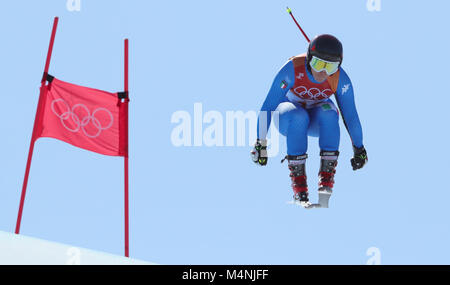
257;54;363;156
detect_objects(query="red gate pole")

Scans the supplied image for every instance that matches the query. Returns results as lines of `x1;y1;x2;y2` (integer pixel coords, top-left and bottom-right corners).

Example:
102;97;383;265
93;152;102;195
16;17;59;234
123;39;130;257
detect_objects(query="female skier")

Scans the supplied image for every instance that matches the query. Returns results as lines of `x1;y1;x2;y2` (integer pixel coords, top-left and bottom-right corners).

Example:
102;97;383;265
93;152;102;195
251;34;368;208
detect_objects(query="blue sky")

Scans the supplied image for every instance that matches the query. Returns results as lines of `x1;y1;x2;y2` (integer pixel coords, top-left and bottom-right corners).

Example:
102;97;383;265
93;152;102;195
0;0;449;265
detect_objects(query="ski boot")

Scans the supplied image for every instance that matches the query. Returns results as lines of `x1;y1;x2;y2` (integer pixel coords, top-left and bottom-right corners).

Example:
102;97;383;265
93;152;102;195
283;154;312;208
317;150;339;208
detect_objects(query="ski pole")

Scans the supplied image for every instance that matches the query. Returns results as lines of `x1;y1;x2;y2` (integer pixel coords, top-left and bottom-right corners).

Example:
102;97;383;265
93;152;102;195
286;7;310;43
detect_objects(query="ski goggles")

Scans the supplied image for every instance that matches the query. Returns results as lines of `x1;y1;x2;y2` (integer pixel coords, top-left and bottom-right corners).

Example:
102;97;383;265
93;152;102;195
309;56;340;75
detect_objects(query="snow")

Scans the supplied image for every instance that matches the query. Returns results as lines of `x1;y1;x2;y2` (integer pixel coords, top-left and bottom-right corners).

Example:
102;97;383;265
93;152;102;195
0;231;156;265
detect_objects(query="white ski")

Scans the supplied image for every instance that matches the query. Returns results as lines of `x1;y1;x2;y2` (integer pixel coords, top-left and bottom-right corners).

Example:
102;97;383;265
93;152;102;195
286;200;321;209
287;189;333;209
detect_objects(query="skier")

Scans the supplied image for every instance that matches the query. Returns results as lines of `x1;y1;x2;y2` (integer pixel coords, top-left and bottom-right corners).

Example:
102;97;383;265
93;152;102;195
251;34;367;208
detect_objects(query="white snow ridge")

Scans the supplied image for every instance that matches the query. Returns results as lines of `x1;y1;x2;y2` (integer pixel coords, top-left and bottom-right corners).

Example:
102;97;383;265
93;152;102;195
0;231;155;265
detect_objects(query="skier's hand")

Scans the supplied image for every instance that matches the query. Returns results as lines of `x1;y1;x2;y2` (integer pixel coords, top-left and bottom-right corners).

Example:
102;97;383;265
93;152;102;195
251;139;268;166
351;145;367;170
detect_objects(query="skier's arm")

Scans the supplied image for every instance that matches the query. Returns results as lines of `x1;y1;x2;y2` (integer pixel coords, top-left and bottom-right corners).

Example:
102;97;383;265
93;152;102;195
334;68;364;148
257;60;295;140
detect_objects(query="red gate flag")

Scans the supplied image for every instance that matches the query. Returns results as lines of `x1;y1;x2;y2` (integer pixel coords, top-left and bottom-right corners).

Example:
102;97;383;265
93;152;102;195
34;76;128;157
15;17;131;258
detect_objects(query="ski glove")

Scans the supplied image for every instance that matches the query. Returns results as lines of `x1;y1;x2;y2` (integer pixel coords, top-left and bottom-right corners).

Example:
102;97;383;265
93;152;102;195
251;139;268;166
351;145;368;171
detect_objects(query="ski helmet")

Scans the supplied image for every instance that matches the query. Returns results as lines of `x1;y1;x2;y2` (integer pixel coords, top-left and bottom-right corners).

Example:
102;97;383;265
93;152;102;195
307;34;343;67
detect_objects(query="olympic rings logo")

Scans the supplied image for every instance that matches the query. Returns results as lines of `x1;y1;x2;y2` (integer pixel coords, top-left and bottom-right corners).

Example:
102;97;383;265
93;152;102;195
293;86;333;100
51;99;114;138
